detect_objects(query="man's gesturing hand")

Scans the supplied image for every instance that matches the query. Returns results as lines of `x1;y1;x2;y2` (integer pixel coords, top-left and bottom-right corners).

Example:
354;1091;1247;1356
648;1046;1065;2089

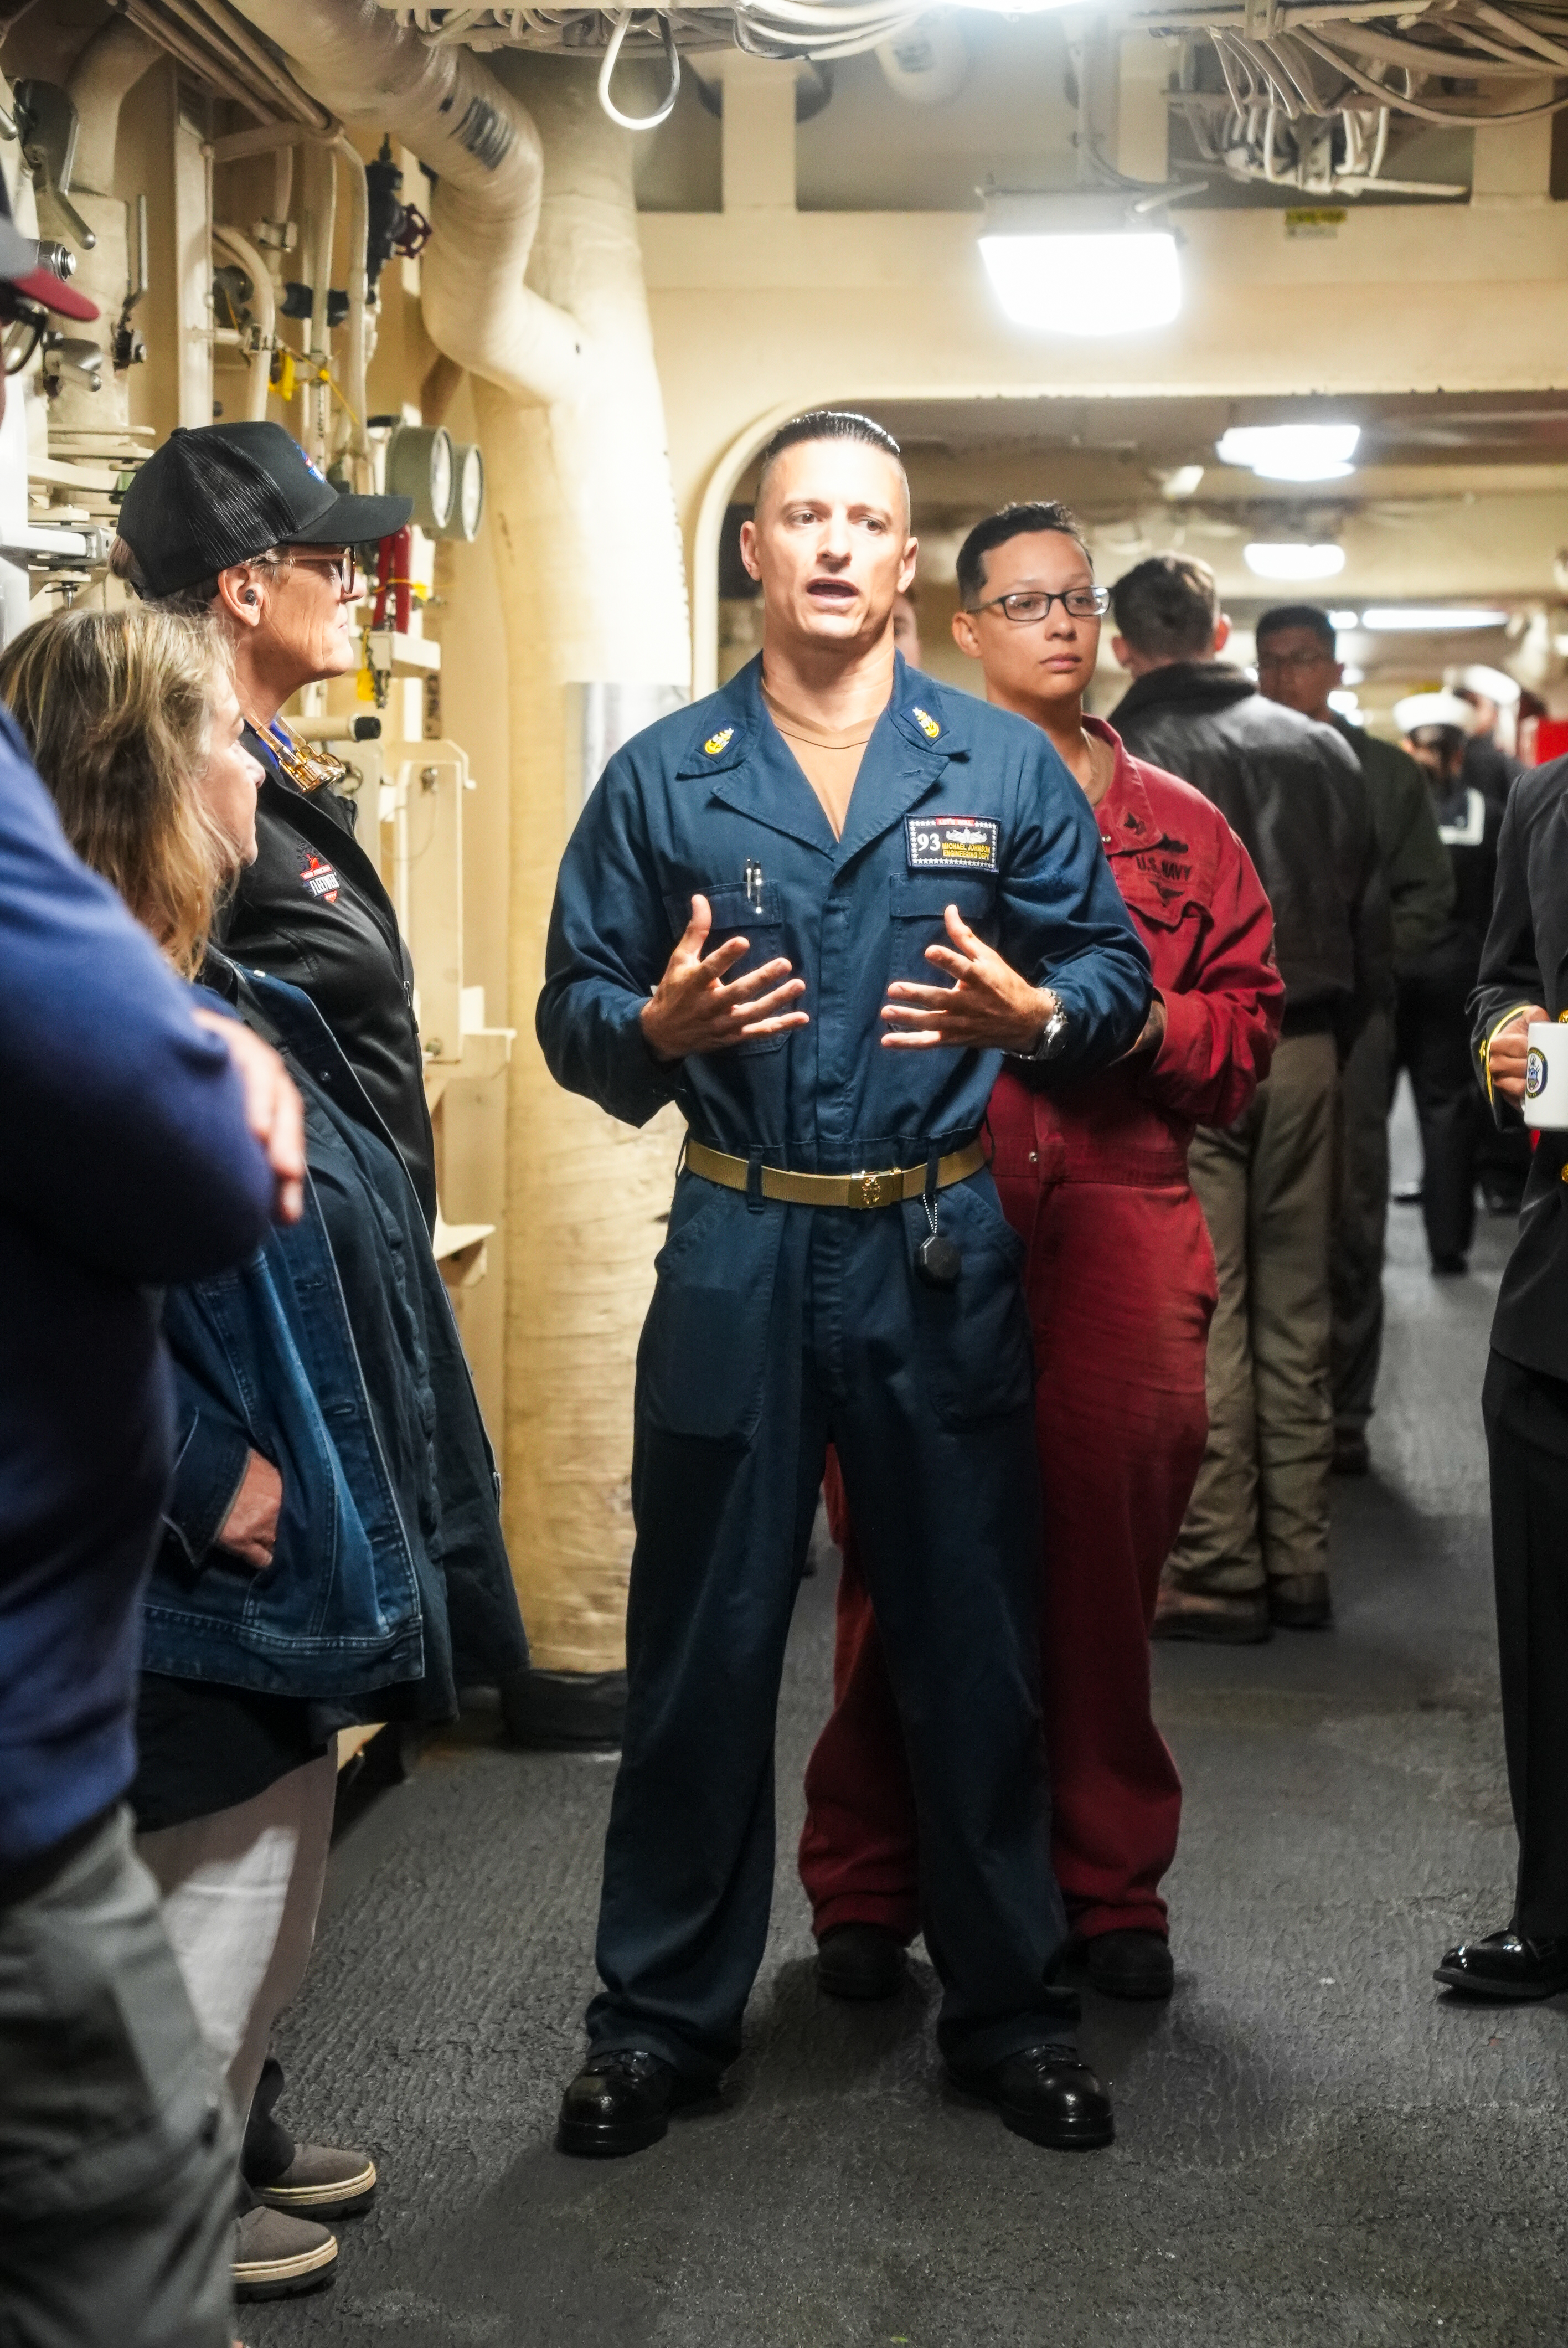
1489;1004;1550;1105
881;902;1060;1054
641;893;808;1064
192;1009;306;1224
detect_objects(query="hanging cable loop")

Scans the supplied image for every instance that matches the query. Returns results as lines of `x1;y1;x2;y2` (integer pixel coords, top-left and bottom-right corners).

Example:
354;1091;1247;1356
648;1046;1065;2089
597;11;682;129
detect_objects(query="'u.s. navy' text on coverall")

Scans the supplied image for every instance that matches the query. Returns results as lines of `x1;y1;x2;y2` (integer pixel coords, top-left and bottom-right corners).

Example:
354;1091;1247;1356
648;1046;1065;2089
537;653;1152;2083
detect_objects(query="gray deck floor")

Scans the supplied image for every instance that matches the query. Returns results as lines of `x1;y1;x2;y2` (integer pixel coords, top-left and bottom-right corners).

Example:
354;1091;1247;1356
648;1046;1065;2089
247;1112;1567;2346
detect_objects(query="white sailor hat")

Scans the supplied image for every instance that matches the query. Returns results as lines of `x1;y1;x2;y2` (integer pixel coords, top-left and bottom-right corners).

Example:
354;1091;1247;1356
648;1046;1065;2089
1450;663;1520;705
1394;689;1476;737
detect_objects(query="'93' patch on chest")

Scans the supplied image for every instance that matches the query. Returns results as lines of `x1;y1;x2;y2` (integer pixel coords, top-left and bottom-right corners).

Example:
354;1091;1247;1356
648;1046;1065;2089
906;816;999;873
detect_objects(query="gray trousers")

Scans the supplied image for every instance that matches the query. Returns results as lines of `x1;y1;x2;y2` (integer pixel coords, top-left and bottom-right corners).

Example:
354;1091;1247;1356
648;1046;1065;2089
1331;1003;1393;1435
0;1808;235;2348
1170;1031;1338;1596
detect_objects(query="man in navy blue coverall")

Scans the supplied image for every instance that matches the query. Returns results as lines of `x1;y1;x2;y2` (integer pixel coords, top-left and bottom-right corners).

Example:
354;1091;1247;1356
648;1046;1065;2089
539;413;1151;2159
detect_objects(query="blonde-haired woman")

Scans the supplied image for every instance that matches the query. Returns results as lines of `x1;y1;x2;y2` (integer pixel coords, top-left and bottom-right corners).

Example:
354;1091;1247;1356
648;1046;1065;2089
0;604;258;975
2;607;527;2309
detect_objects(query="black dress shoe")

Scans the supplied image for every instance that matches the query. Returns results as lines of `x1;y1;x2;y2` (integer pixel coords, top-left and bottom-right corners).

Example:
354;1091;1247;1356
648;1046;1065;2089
1268;1573;1332;1629
555;2050;701;2158
1085;1928;1174;2001
1434;1930;1568;2001
1332;1428;1370;1478
816;1922;907;2001
1430;1252;1468;1277
948;2045;1114;2150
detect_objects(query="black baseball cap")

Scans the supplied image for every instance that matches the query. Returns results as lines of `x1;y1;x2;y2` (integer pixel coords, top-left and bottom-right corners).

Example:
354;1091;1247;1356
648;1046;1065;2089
117;420;413;597
0;163;97;319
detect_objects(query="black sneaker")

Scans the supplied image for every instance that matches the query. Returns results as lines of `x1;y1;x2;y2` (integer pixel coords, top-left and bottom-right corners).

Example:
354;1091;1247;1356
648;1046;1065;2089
816;1922;907;2000
948;2045;1114;2150
555;2050;706;2159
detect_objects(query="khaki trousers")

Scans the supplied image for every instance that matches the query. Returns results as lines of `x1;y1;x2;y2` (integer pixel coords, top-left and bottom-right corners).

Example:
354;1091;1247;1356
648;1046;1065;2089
1170;1030;1338;1596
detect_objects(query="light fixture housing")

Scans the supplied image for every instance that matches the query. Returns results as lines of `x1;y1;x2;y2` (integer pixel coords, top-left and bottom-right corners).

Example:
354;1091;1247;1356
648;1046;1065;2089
979;193;1181;338
1216;424;1360;482
1244;542;1346;582
1360;606;1509;632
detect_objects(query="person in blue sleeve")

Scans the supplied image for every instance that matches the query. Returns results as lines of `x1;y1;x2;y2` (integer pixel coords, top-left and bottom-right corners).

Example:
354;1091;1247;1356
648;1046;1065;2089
538;411;1151;2161
0;234;301;2344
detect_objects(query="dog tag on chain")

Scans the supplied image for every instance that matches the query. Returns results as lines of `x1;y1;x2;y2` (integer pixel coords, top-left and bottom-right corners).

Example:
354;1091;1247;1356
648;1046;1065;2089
916;1231;963;1290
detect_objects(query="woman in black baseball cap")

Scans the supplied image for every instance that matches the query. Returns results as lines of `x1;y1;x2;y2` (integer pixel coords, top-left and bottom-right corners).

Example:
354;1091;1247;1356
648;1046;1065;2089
111;425;438;1227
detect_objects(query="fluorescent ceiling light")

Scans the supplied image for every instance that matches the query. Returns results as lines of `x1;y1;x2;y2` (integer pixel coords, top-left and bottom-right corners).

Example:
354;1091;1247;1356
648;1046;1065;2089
1328;688;1361;717
1244;542;1346;581
979;193;1180;338
1216;424;1360;482
1328;609;1360;630
1360;606;1508;632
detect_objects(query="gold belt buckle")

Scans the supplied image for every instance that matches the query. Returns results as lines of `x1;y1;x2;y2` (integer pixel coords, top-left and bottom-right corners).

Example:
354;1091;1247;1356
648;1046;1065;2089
853;1168;900;1210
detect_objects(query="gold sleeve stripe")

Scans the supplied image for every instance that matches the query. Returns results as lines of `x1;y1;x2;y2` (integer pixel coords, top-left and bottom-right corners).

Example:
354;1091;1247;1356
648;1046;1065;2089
1480;1002;1536;1104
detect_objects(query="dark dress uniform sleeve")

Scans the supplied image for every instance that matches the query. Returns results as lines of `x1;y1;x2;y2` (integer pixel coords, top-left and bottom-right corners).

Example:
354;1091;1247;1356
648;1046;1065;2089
1471;779;1545;1122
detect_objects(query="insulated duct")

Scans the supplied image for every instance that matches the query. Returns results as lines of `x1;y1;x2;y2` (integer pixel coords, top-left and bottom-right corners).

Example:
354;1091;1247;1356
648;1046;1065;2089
226;0;582;406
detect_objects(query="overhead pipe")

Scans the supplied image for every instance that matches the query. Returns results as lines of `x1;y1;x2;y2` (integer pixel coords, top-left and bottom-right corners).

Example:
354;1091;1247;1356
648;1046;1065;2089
66;18;162;195
224;0;583;406
331;136;370;481
212;223;275;421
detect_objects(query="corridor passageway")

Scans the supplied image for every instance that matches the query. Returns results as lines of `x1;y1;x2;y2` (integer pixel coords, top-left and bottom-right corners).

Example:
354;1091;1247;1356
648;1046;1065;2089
245;1119;1565;2348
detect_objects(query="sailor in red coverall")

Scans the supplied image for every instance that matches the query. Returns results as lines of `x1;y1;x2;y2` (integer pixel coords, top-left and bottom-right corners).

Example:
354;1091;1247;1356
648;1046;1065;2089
798;503;1284;2001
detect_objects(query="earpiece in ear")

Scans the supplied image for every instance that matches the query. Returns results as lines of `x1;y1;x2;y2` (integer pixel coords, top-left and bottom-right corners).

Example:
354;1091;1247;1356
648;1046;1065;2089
244;591;259;605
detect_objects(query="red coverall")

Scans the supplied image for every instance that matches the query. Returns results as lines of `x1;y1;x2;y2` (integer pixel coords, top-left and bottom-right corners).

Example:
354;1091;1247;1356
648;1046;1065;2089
799;722;1285;1944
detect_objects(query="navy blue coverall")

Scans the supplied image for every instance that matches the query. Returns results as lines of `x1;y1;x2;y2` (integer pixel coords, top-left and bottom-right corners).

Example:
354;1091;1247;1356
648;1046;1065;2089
537;653;1151;2083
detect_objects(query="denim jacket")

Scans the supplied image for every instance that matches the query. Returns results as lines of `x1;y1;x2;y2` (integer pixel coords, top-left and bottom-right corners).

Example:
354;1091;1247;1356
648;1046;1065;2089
140;961;515;1702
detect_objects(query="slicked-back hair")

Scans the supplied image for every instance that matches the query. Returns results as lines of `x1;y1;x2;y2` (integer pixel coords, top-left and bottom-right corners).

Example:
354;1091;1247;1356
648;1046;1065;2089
1111;553;1221;661
754;409;908;521
956;501;1090;609
1255;603;1337;656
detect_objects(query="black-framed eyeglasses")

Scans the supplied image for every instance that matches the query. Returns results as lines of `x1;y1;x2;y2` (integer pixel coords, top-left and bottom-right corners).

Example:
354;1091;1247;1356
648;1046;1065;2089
968;586;1110;624
283;548;358;595
0;293;48;377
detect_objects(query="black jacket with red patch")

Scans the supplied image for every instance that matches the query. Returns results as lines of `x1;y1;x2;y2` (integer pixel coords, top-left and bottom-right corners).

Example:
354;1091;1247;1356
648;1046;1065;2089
218;727;436;1227
1111;661;1391;1047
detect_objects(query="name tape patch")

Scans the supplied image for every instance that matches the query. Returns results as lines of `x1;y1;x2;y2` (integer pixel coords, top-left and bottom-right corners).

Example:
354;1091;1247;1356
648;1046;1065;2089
906;815;999;873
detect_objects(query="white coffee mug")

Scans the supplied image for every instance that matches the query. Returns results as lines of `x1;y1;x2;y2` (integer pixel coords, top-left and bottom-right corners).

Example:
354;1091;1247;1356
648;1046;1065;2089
1523;1022;1568;1127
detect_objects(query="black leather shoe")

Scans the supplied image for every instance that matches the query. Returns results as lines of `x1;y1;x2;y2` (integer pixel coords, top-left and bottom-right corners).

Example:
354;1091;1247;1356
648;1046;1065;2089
1085;1929;1174;2001
555;2050;700;2158
1434;1930;1568;2001
948;2045;1114;2150
1332;1428;1370;1478
1268;1573;1332;1629
816;1922;907;2001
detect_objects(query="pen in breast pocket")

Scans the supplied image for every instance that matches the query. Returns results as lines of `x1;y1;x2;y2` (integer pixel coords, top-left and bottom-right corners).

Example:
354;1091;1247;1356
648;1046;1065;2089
744;858;764;913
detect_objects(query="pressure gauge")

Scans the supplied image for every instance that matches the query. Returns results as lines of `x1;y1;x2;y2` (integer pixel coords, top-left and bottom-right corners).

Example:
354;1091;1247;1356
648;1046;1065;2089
442;442;486;543
385;423;454;533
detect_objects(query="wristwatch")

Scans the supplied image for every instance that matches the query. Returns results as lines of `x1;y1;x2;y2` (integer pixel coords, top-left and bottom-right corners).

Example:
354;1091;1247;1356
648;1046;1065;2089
1021;997;1070;1063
